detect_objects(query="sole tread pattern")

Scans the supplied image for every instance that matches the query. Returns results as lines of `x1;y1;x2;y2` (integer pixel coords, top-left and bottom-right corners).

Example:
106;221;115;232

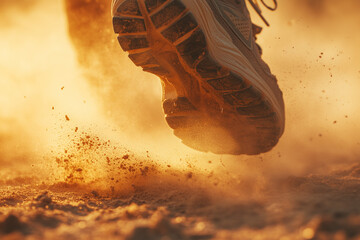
150;0;186;28
117;35;149;51
113;0;282;154
116;0;142;16
223;86;261;106
113;17;146;34
236;101;272;116
142;66;169;77
207;73;247;92
161;13;198;43
196;52;229;79
176;29;206;68
128;51;159;66
163;97;196;115
145;0;168;13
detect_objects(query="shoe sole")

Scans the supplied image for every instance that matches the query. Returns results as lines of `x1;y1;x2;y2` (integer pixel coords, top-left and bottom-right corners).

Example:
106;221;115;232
112;0;284;155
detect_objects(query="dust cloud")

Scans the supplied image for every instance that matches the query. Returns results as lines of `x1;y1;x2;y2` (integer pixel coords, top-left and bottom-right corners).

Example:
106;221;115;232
0;0;360;239
253;0;360;176
63;0;360;178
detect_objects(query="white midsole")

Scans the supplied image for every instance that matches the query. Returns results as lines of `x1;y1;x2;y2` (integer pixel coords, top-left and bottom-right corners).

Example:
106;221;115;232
182;0;284;129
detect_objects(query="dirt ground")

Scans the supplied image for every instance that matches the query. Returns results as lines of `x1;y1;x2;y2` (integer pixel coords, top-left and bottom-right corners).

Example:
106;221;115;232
1;0;360;239
1;161;360;240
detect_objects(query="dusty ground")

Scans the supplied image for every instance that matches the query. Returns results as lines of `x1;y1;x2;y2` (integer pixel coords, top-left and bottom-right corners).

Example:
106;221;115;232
1;0;360;239
1;160;360;240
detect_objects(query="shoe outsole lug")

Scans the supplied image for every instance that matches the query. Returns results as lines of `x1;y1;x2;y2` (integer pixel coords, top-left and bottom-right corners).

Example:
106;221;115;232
196;52;229;79
112;0;283;154
161;13;198;43
128;51;159;66
222;86;261;106
116;0;142;16
113;17;146;34
163;97;196;115
142;66;169;77
145;0;168;13
176;29;206;68
165;115;201;129
236;101;272;116
207;73;247;92
150;0;186;28
248;112;278;127
117;35;149;51
165;116;186;129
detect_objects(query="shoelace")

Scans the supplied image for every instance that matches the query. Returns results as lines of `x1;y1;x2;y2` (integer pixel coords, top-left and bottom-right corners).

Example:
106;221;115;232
247;0;278;26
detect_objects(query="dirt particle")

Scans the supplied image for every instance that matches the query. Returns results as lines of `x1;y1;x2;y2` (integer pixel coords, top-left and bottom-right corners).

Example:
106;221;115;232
65;115;70;121
91;191;99;198
34;192;52;208
122;154;129;160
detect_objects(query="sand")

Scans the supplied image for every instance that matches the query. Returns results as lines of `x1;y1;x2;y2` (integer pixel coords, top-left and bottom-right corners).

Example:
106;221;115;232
1;162;360;239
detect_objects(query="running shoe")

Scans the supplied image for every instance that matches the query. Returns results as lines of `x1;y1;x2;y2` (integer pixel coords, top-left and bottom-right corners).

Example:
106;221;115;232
111;0;285;155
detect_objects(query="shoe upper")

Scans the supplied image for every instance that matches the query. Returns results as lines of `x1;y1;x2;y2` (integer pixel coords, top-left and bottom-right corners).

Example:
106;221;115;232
216;0;253;49
214;0;274;78
195;0;285;136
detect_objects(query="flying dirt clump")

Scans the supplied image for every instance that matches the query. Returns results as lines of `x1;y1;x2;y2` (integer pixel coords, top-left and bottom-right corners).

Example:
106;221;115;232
53;129;161;191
